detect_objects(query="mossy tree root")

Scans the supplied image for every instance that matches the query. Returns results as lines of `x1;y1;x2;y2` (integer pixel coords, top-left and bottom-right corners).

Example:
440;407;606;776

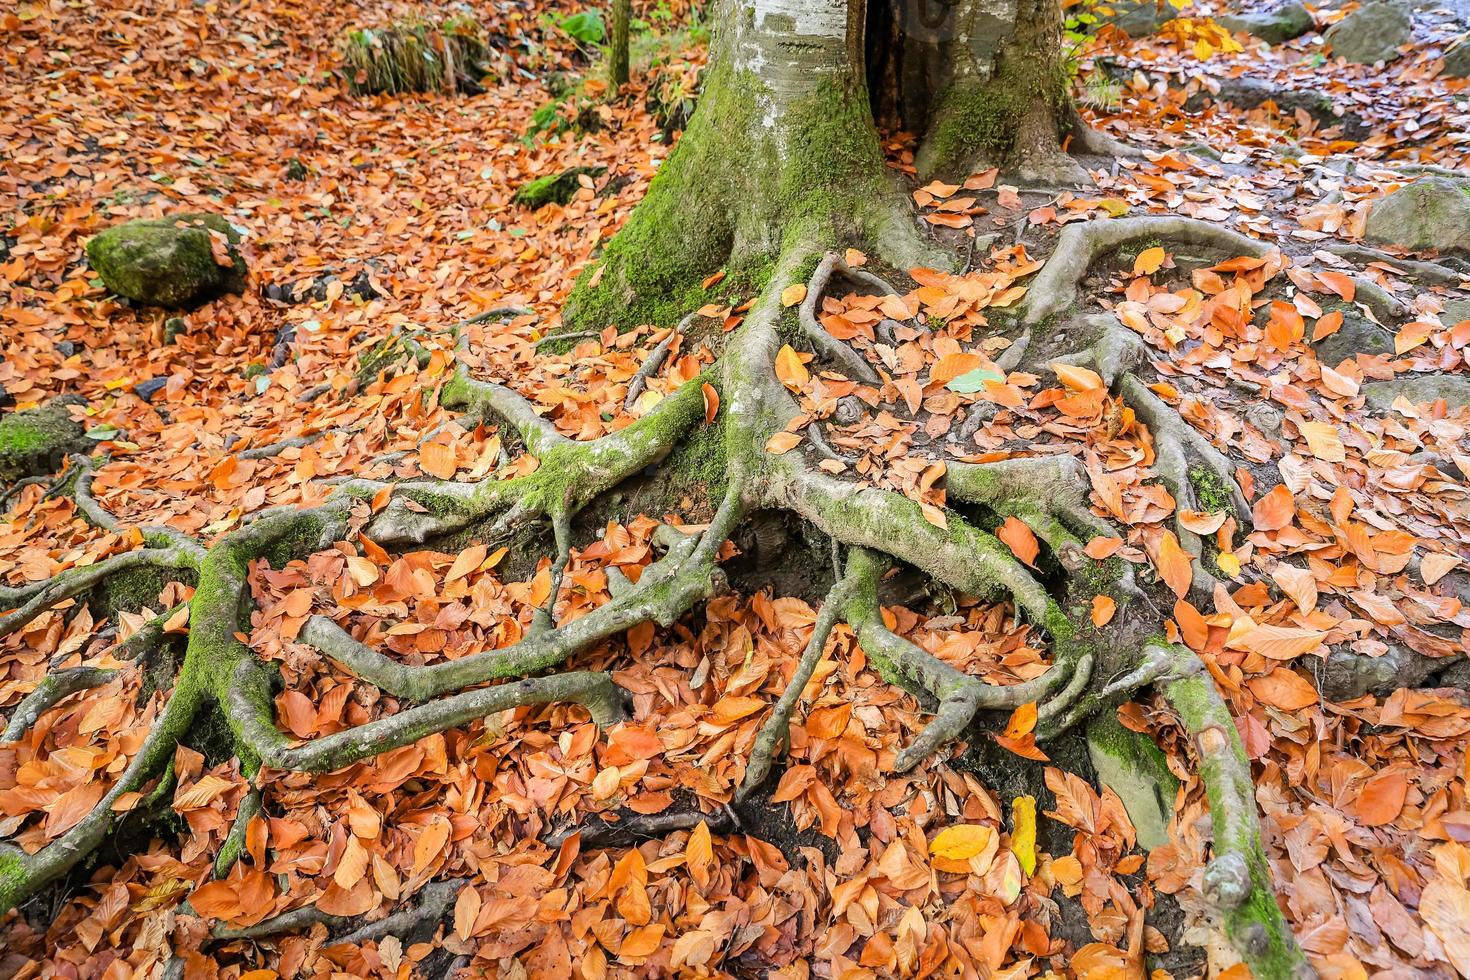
798;252;901;385
1160;644;1311;979
1033;312;1249;591
1;219;1310;976
0;366;710;911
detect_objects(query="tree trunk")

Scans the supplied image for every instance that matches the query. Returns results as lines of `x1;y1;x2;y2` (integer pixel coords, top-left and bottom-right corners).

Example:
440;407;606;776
564;0;941;331
896;0;1085;183
609;0;632;87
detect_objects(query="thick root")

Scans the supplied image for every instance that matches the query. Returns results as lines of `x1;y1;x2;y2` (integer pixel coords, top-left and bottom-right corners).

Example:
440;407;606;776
1022;216;1407;325
1160;644;1310;979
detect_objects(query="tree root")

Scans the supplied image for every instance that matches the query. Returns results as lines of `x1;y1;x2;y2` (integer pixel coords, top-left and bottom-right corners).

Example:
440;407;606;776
623;312;694;410
798;252;901;385
1322;242;1467;287
1159;644;1311;979
545;805;739;850
293;521;719;702
0;546;198;640
1;666;117;741
332;877;467;947
214;789;261;879
1040;314;1249;589
1022;216;1408;326
0;224;1322;977
739;564;854;797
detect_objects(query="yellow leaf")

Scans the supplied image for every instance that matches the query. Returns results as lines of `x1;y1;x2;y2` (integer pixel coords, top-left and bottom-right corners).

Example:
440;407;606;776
1133;246;1166;276
774;344;809;392
780;283;807;307
930;824;994;862
1216;552;1242;577
1010;796;1037;875
1100;198;1130;217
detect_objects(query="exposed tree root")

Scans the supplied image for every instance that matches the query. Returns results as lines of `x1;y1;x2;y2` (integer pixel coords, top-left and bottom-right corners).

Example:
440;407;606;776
1;666;116;741
0;217;1324;975
1022;215;1408;325
1160;645;1311;979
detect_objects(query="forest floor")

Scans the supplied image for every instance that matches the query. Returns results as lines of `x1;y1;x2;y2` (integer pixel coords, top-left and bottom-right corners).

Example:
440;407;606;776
3;0;1470;977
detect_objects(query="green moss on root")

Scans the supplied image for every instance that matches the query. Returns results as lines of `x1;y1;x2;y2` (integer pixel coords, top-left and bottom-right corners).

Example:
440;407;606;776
1189;465;1235;514
563;64;900;333
0;397;90;482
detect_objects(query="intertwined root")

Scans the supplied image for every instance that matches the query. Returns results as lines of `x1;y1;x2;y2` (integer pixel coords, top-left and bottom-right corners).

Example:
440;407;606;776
0;218;1314;976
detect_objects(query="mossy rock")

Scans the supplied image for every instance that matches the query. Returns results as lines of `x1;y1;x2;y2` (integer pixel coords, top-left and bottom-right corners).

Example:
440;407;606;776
1363;375;1470;411
0;395;90;483
1365;177;1470;254
85;213;247;309
1085;712;1179;851
1219;2;1314;44
512;166;607;209
1323;2;1411;64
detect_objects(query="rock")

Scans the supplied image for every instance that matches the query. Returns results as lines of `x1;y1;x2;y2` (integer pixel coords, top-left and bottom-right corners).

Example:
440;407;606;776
1324;2;1412;63
0;395;91;483
1445;299;1470;325
1311;309;1395;365
1245;402;1283;433
1113;0;1177;36
1219;1;1314;43
1085;713;1179;851
0;385;12;411
1365;177;1470;253
85;213;247;309
1112;0;1177;36
1443;39;1470;77
132;378;168;403
1180;76;1367;139
1364;375;1470;410
512;166;607;209
833;396;865;426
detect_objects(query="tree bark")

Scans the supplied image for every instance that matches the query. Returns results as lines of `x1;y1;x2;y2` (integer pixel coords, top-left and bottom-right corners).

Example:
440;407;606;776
564;0;941;332
868;0;1084;183
609;0;631;87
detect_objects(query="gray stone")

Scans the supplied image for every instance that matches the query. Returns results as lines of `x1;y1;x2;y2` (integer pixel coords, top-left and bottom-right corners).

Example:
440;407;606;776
1324;2;1412;63
1113;0;1177;37
1364;375;1470;410
86;213;247;309
1219;2;1314;43
0;395;90;483
1444;38;1470;77
1311;309;1394;365
1444;299;1470;325
1365;177;1470;253
1085;714;1179;851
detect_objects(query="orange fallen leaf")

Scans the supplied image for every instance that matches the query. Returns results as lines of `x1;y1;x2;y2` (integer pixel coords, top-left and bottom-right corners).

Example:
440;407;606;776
997;516;1039;567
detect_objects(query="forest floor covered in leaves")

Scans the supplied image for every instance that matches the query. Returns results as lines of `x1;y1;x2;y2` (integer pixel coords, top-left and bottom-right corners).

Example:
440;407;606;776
4;0;1470;976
